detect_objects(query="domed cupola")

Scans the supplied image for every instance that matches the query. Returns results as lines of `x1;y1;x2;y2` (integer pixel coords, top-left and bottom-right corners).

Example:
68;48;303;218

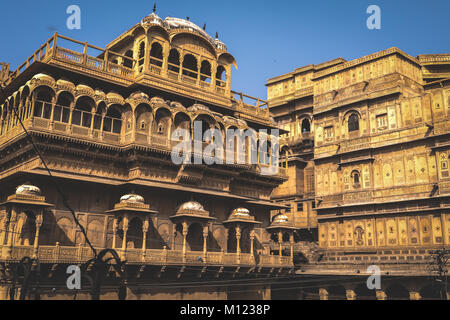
272;213;290;225
214;32;227;51
169;200;216;223
16;182;41;196
107;191;157;215
120;192;145;204
141;5;164;28
223;208;261;227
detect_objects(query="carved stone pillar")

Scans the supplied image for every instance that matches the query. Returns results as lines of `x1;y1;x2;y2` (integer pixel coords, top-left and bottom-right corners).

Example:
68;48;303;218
289;232;294;264
178;53;184;80
319;288;329;300
142;219;149;252
196;59;201;85
235;226;241;255
5;208;17;257
202;225;208;261
224;228;229;253
162;42;169;76
112;218;118;249
346;289;356;300
33;212;43;258
182;221;188;262
278;231;283;263
409;291;421;300
121;216;129;250
376;290;387;300
250;230;255;256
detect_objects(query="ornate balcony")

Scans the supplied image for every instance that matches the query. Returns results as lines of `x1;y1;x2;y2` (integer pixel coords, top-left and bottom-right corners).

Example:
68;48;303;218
0;245;293;269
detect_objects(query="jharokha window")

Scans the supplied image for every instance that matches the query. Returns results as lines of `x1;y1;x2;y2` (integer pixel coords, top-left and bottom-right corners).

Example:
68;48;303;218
324;126;334;142
376;113;388;130
351;170;361;188
348;113;359;132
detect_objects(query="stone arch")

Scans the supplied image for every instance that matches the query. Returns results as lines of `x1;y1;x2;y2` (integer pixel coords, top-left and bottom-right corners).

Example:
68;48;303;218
152;107;172;137
149;41;163;67
127;217;143;249
32;85;55;120
186;222;203;252
216;65;226;86
54;91;74;123
135;103;153;134
200;60;212;83
104;104;123;134
14;211;36;246
182;53;198;78
168;48;181;73
73;96;95;127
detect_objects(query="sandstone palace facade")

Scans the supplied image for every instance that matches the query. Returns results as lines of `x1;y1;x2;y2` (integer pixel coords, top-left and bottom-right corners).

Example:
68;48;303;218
1;10;449;300
268;49;450;300
0;12;297;300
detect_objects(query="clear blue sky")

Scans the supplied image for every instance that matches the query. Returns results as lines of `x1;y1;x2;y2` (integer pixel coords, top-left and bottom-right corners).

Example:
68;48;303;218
1;0;449;100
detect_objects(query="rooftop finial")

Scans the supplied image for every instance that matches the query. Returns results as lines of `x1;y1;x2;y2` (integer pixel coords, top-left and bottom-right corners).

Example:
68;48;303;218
203;23;206;31
153;3;156;13
215;32;219;39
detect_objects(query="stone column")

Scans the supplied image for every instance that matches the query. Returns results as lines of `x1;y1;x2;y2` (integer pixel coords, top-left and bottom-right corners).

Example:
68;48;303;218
121;216;129;250
142;219;149;252
178;52;184;80
5;208;17;258
182;221;188;263
235;225;241;264
376;290;387;300
409;291;421;300
112;218;118;249
162;42;169;76
235;226;241;255
250;230;255;257
346;289;356;300
289;232;294;264
278;231;283;263
33;212;43;258
319;288;329;300
202;225;208;261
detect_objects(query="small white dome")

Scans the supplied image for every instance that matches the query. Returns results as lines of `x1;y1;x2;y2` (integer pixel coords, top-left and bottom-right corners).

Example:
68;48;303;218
178;201;205;212
231;208;250;217
16;183;41;196
120;193;145;204
273;213;289;224
141;12;164;28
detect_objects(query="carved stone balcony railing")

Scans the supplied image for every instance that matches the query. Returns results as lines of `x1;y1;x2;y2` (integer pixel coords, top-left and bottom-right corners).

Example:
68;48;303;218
0;245;294;268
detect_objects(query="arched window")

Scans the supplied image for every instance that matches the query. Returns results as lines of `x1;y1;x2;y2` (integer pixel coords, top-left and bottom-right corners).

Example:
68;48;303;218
123;50;133;69
168;49;180;74
351;170;361;188
33;88;53;120
103;106;122;134
301;118;311;134
54;92;72;123
200;60;211;84
138;41;145;67
150;42;163;68
216;65;226;87
182;54;198;79
348;113;359;132
73;97;94;128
